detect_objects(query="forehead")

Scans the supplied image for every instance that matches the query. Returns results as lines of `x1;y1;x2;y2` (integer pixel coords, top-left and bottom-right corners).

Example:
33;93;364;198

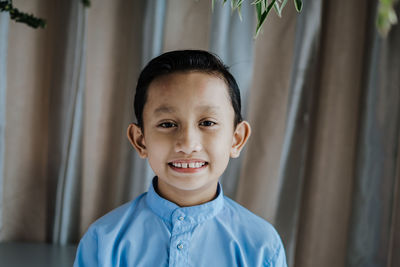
144;72;233;115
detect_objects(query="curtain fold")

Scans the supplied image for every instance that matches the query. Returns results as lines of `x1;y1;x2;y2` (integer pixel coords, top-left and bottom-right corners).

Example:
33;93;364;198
209;1;255;198
80;0;146;233
273;0;323;265
125;0;167;201
294;0;369;266
0;12;10;232
1;0;51;242
389;141;400;266
346;2;400;266
236;0;297;232
47;0;87;244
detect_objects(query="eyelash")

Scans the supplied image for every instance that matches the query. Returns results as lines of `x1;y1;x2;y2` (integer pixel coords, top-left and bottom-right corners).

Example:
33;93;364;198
199;120;216;127
157;120;217;128
158;122;177;128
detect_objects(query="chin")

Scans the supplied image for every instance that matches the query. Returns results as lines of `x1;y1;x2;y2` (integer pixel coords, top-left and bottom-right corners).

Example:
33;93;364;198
167;176;213;191
174;179;208;190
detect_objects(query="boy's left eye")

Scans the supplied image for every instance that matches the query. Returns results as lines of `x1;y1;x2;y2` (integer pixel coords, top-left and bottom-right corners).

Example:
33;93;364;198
158;122;177;128
199;121;216;127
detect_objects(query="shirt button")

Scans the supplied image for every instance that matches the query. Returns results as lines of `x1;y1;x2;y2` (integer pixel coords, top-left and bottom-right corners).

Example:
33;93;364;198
178;216;185;221
177;243;184;250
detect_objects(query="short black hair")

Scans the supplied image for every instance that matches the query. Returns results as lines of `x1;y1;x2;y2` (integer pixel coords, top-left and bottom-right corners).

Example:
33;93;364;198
134;50;243;129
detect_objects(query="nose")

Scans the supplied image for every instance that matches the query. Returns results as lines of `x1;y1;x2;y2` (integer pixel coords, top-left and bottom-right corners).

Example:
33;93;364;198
175;125;202;154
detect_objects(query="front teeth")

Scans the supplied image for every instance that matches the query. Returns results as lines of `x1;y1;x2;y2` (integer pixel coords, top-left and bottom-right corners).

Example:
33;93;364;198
171;162;206;168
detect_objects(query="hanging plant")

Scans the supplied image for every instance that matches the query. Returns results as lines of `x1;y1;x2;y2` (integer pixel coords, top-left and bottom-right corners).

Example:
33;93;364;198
0;0;398;38
81;0;91;7
214;0;399;38
212;0;302;36
0;0;46;29
377;0;399;37
0;0;90;29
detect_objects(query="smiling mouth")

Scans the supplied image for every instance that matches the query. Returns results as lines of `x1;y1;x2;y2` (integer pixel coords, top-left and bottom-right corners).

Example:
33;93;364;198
167;161;208;172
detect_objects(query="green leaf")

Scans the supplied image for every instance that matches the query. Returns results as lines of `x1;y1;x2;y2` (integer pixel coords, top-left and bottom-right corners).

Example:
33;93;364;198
294;0;302;12
237;4;243;20
255;2;262;21
251;0;263;7
251;0;264;5
266;0;277;14
280;0;289;11
82;0;91;7
376;0;398;37
236;0;244;9
274;0;288;17
273;1;281;17
255;0;276;36
230;0;244;19
256;11;267;35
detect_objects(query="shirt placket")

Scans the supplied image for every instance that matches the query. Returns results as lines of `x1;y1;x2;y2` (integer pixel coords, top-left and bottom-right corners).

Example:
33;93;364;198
168;210;194;267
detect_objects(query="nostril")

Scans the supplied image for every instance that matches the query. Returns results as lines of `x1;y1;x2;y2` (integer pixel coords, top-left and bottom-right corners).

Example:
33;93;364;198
174;141;202;154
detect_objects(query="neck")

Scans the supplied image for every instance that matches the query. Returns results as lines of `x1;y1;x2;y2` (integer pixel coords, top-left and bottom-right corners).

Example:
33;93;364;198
155;179;219;207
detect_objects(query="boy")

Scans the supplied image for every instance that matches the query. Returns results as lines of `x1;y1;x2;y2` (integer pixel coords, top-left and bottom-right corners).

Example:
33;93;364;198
74;50;287;266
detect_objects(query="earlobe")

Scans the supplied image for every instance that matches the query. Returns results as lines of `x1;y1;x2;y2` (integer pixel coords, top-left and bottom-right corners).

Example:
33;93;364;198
230;121;251;158
127;123;148;158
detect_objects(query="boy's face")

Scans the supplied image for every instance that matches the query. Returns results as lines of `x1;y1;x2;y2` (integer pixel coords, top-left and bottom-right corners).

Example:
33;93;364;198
128;72;250;206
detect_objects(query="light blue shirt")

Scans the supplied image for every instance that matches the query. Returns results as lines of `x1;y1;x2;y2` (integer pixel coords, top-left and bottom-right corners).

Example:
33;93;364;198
74;178;287;267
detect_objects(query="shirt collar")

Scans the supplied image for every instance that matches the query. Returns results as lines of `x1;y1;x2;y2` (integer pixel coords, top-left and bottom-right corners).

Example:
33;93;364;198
145;177;224;224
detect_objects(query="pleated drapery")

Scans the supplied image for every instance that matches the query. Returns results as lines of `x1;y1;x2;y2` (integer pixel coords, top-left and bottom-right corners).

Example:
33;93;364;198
273;0;323;263
124;0;167;203
47;0;88;245
0;12;9;232
290;0;370;265
80;0;146;233
346;2;400;266
2;0;52;242
1;1;400;267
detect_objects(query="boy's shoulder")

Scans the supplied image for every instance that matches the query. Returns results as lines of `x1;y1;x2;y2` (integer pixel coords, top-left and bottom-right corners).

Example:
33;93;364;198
221;196;283;245
223;196;274;226
87;192;147;233
217;196;286;265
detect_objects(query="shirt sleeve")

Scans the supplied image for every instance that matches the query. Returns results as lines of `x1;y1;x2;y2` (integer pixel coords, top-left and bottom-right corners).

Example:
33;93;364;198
269;242;288;267
73;228;99;267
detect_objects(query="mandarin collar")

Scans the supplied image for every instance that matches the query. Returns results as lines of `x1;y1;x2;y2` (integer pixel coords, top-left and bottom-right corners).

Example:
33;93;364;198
145;177;224;224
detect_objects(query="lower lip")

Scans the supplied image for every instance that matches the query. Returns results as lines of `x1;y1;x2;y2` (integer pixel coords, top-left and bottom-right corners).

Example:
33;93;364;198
168;163;208;173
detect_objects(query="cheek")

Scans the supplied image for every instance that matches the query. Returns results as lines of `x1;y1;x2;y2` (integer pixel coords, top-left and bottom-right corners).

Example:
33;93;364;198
206;131;233;156
145;133;173;159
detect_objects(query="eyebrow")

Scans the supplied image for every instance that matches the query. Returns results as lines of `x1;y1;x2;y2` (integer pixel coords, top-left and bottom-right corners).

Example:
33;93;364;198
154;105;177;115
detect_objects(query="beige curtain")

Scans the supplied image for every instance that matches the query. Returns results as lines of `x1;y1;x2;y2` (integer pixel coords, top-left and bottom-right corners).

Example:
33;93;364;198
1;0;399;267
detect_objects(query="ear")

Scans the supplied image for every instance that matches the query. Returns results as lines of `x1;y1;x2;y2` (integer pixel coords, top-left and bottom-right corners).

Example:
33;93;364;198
127;123;148;158
230;121;251;158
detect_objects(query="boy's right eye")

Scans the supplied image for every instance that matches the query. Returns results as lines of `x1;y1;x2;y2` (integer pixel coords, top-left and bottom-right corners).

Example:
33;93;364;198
158;122;177;128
